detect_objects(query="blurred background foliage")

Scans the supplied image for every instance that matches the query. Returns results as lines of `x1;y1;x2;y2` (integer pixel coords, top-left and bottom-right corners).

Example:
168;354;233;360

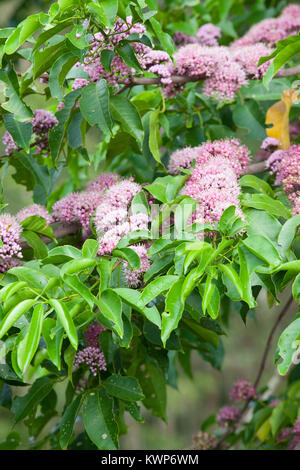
0;0;298;449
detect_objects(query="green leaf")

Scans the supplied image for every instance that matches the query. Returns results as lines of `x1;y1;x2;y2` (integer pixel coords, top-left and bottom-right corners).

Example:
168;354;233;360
103;374;144;402
241;194;291;220
110;95;144;148
0;299;36;340
148;108;161;164
42;318;64;370
49;89;81;161
240;175;274;197
261;36;300;88
98;289;123;338
145;175;187;203
114;288;161;327
82;390;118;450
21;231;48;259
9;266;49;291
88;0;118;28
5;14;41;54
3;114;32;151
243;235;281;267
49;52;78;100
292;274;300;303
11;377;53;423
79;81;112;134
112;247;141;270
161;277;185;346
0;69;33;121
61;258;96;276
17;304;44;373
238;247;257;308
137;361;167;420
140;275;178;305
21;215;56;242
278;215;300;257
59;394;84;449
48;299;78;350
217;264;243;298
277;317;300;375
149;17;175;56
63;274;96;309
82;239;99;258
117;43;142;71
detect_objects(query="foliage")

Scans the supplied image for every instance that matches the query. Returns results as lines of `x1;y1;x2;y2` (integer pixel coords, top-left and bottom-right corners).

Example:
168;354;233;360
0;0;299;451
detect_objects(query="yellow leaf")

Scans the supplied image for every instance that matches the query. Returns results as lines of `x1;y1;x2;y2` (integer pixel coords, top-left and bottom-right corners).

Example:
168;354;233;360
256;418;271;442
265;88;299;149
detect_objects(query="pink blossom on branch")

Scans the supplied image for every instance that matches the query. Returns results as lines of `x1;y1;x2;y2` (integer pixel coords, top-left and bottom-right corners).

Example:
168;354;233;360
16;204;52;225
0;214;23;273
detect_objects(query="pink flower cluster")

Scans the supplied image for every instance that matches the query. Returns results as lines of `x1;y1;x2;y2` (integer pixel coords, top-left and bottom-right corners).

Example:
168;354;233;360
2;131;18;156
168;138;250;176
2;109;58;156
0;214;22;273
16;204;52;225
85;321;105;348
266;144;300;204
232;4;300;47
191;431;217;450
52;173;119;231
229;380;256;402
123;243;150;288
94;179;148;255
230;43;273;79
173;23;221;47
216;406;240;428
73;346;107;376
183;157;244;226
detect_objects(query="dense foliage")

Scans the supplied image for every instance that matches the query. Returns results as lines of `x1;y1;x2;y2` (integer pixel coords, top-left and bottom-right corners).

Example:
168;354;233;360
0;0;300;450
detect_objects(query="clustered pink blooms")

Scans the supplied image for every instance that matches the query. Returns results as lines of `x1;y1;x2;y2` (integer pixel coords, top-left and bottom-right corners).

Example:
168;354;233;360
216;406;240;428
16;204;52;225
196;24;222;46
86;172;120;192
293;197;300;216
168;138;250;176
260;137;280;151
52;172;117;230
0;214;22;273
230;43;273;79
84;322;105;348
229;380;256;402
52;191;103;232
173;24;221;47
2;131;18;156
266;145;300;206
276;428;292;443
73;346;107;376
183;157;244;226
94;179;148;255
2;109;58;156
232;4;300;47
123;243;150;288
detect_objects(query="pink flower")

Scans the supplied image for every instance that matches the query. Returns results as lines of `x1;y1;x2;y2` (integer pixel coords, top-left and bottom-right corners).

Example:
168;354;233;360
168;139;250;176
123;243;150;287
86;173;120;192
85;322;105;348
16;204;52;225
73;346;106;376
2;131;17;156
0;214;22;273
230;43;273;78
293;197;300;216
183;157;244;226
217;406;240;427
196;24;222;46
276;428;291;443
229;380;256;402
269;145;300;200
260;137;280;151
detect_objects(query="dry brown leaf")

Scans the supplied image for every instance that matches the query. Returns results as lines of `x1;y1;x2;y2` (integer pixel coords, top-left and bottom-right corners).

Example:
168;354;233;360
265;88;299;149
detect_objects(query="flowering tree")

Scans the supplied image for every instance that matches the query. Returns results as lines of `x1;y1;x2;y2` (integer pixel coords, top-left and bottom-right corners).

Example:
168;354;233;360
0;0;300;450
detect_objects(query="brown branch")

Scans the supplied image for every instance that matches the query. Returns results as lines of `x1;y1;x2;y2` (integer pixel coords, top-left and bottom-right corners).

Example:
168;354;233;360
214;295;294;450
114;66;300;91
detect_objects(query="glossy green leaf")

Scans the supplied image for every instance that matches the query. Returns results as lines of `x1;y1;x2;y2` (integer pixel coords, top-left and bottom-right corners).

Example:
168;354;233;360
0;299;36;340
48;299;78;350
17;304;44;373
103;374;144;402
